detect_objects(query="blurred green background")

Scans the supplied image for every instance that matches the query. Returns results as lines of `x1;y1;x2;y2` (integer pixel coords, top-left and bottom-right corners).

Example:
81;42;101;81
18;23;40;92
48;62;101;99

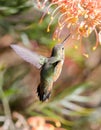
0;0;101;130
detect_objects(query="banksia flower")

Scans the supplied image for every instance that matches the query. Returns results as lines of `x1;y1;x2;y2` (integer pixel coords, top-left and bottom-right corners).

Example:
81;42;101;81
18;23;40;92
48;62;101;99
37;0;101;56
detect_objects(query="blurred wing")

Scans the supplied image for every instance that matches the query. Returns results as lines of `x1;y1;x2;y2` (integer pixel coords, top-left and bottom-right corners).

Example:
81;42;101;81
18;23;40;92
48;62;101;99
10;44;47;69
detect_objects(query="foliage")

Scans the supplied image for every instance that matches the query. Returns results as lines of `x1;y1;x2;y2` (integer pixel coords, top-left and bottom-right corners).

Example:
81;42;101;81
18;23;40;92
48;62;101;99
0;0;31;16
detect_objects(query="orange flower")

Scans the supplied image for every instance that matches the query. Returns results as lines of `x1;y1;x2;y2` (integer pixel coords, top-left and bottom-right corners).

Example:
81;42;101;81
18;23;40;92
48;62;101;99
27;116;55;130
37;0;101;56
27;116;64;130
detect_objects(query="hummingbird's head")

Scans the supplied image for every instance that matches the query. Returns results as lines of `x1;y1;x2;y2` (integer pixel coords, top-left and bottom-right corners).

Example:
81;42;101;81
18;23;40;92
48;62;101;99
51;44;64;57
51;33;71;56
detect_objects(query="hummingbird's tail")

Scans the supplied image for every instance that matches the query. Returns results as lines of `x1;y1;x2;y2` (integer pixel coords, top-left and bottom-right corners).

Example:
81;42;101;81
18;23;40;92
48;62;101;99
37;84;51;102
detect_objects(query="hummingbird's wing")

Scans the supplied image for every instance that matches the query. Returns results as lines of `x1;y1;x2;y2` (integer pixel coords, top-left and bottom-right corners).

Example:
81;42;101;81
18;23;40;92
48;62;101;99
10;44;48;69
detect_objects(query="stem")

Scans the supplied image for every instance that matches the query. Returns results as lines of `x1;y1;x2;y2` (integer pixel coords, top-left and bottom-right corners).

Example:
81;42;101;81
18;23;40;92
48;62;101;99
0;71;16;130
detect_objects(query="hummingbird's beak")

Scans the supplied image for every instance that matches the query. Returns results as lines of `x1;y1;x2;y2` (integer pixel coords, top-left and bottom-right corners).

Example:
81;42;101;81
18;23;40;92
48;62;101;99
62;33;71;45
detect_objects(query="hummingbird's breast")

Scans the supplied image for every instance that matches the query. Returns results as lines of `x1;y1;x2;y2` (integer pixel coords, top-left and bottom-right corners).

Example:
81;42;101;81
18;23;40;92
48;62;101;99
53;59;64;81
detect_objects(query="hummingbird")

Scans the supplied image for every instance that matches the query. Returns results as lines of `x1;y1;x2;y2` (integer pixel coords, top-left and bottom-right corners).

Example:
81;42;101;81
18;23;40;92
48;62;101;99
10;33;71;101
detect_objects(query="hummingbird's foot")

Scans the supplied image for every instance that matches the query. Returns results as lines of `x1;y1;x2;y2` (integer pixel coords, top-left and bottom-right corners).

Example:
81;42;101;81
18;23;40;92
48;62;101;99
42;92;51;101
